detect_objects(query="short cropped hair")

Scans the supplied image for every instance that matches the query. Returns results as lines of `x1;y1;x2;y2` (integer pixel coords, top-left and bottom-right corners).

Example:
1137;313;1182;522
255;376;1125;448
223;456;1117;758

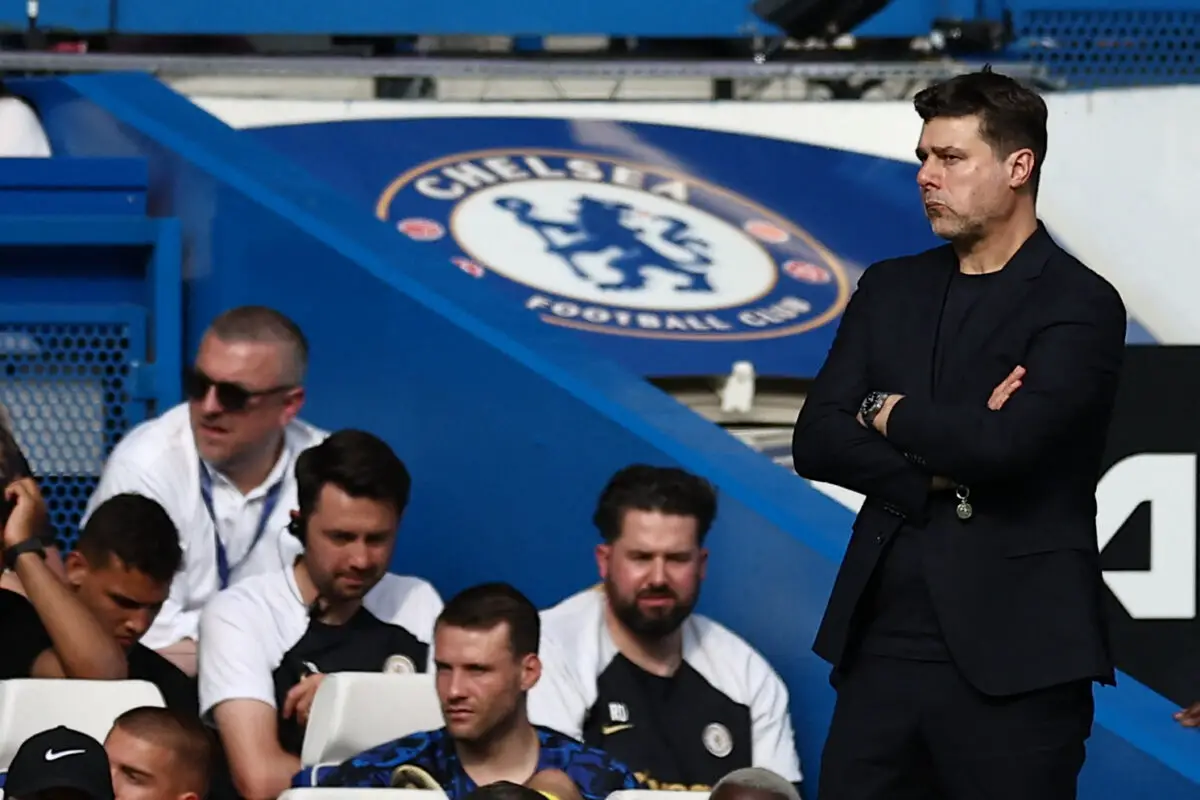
112;706;214;797
295;430;412;520
712;767;801;800
593;465;718;545
437;582;540;658
913;66;1049;194
462;782;547;800
77;494;181;584
206;305;309;384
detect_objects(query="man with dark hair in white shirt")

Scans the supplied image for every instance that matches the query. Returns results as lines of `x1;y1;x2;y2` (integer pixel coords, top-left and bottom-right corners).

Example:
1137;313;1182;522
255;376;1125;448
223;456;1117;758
83;306;328;675
199;429;442;800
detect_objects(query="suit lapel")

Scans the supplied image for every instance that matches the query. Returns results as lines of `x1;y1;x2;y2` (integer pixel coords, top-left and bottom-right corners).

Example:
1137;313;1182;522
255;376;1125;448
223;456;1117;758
942;223;1055;384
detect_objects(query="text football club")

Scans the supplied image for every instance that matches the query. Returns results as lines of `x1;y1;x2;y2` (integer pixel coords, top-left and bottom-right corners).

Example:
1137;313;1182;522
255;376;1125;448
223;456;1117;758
377;148;851;341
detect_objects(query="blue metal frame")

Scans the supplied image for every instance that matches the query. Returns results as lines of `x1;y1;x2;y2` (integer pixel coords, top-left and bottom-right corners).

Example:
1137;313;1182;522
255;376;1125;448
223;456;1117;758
6;0;1198;38
0;301;152;549
0;301;153;436
0;214;183;410
0;215;158;245
149;216;182;409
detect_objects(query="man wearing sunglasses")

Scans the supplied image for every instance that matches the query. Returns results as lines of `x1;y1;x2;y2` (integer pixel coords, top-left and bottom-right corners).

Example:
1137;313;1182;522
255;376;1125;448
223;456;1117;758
83;306;329;676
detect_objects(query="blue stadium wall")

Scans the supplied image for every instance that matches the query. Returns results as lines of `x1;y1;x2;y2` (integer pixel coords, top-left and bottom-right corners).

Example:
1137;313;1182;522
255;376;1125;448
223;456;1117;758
10;73;1200;796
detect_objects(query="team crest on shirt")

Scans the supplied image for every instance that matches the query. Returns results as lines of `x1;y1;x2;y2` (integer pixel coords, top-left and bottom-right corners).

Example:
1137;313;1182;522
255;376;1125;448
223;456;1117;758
377;149;850;341
383;654;417;674
702;722;733;758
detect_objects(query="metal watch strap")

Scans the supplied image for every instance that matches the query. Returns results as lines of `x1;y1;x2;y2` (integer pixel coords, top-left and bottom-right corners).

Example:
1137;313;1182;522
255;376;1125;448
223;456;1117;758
3;537;45;572
860;391;888;427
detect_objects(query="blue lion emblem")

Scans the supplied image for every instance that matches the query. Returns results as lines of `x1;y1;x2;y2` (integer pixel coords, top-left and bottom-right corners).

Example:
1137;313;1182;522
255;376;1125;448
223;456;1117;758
495;194;715;293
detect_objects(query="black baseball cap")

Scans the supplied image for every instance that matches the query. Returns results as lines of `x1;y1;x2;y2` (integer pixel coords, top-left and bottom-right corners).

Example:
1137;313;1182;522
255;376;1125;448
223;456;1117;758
4;726;113;800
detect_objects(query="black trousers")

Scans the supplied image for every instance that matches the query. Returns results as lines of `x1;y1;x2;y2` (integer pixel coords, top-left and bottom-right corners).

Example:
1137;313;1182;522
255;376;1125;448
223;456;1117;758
819;655;1094;800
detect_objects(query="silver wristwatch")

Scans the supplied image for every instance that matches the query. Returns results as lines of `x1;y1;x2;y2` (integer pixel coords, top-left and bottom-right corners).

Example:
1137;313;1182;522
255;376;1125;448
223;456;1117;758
859;391;889;428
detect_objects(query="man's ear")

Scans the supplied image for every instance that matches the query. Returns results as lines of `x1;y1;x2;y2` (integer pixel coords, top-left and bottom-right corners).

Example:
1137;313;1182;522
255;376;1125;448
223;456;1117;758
63;549;89;588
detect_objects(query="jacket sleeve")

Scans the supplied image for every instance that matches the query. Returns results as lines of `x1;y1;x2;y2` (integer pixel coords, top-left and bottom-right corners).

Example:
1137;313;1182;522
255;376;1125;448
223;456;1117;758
886;280;1126;485
792;264;932;519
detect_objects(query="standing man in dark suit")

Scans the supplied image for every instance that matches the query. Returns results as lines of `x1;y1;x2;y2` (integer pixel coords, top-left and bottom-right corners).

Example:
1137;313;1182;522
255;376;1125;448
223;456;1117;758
792;68;1126;800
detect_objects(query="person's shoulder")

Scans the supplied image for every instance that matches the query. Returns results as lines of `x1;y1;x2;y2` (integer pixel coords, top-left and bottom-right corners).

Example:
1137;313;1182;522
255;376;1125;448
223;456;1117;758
104;404;192;467
0;587;33;613
536;726;628;767
685;612;784;687
347;728;443;767
128;642;191;682
1044;244;1125;313
127;644;199;711
859;244;954;288
0;587;41;631
287;416;330;451
367;574;442;615
536;728;639;786
204;570;290;624
540;586;604;637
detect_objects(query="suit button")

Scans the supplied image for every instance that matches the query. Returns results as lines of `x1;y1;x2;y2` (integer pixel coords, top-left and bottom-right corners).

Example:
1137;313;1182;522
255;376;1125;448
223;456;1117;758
875;534;884;544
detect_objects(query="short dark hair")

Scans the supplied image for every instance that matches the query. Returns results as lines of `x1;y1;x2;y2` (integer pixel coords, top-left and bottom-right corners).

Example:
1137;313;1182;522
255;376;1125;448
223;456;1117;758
463;782;546;800
913;67;1048;193
78;494;181;584
593;465;717;545
295;430;412;520
112;706;214;797
206;305;309;384
436;582;540;658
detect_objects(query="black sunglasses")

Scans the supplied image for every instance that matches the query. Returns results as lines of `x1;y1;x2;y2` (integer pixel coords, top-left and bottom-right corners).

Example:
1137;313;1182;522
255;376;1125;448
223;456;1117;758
183;366;294;412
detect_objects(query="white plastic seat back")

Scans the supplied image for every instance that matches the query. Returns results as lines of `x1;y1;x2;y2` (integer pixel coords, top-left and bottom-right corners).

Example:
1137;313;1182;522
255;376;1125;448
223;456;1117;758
610;793;711;800
0;679;165;768
280;791;446;800
301;672;444;766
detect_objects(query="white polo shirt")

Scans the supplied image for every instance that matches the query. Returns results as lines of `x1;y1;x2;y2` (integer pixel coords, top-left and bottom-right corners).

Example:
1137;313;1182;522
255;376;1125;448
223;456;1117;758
528;587;803;788
198;567;442;754
83;403;328;649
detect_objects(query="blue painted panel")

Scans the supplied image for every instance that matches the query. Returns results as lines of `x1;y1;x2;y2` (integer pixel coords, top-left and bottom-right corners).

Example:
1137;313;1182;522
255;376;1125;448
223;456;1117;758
7;0;1200;45
0;0;24;28
0;157;147;216
17;72;1200;794
114;0;769;36
251;116;942;379
37;0;115;31
0;215;157;245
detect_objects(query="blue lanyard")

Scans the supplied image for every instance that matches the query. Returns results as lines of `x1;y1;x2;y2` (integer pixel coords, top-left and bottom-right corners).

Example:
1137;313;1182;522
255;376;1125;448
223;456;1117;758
198;460;284;590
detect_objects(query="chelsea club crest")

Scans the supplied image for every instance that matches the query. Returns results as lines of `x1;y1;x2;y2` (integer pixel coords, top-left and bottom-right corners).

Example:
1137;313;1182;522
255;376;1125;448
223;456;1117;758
377;148;850;341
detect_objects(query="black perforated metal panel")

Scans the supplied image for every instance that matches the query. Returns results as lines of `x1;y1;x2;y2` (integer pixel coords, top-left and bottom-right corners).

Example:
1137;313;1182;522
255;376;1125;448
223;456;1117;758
0;315;148;550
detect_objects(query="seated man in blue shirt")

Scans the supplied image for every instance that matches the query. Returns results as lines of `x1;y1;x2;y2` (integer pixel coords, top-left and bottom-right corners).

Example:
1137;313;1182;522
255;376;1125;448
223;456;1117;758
294;582;640;800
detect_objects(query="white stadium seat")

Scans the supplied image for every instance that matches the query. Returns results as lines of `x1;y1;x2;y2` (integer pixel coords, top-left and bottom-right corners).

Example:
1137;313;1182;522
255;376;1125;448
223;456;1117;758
609;793;711;800
0;679;164;768
280;790;447;800
301;672;444;766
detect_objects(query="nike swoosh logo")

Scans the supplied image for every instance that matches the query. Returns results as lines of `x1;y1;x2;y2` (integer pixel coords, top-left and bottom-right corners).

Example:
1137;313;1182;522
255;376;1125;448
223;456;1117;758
601;724;634;735
45;749;86;761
